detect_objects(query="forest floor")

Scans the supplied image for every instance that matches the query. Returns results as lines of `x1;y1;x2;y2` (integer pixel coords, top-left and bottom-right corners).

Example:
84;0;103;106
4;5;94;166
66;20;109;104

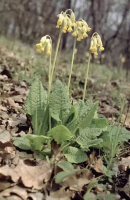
0;36;130;200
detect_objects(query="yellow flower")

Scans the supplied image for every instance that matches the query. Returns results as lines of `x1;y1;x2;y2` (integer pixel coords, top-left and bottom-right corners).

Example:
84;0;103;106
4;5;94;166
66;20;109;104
46;41;51;55
72;31;77;36
89;33;104;55
83;32;88;38
62;27;67;33
57;13;64;26
36;43;44;53
77;37;81;41
90;46;97;53
99;46;104;51
68;27;73;32
56;25;60;28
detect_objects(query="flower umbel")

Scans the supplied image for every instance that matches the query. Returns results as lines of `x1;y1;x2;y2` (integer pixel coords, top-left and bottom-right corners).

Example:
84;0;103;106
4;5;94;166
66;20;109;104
89;33;104;56
56;10;76;33
72;19;91;41
36;35;52;55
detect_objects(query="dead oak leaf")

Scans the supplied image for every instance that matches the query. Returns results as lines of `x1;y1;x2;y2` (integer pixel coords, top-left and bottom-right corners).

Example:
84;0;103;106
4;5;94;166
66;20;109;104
0;185;28;200
0;159;52;189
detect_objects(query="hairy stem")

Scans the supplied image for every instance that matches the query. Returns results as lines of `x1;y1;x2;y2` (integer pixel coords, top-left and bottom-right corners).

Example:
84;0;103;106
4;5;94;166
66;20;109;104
50;29;62;88
83;53;91;102
67;36;77;96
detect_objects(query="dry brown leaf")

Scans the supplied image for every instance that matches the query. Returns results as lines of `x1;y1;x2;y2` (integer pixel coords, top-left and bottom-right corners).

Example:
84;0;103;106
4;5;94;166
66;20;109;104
118;157;130;171
46;188;71;200
8;114;26;127
0;159;52;189
0;186;28;200
6;195;22;200
93;158;103;173
27;192;45;200
0;105;7;111
122;113;130;128
0;130;11;143
7;98;21;109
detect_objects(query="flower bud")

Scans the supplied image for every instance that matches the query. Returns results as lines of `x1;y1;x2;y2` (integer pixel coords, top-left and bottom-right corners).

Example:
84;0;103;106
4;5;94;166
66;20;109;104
70;11;75;26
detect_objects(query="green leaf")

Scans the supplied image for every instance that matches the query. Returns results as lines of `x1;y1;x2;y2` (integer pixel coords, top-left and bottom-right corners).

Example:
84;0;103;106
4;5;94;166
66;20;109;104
13;136;31;150
55;170;79;183
38;105;49;135
84;192;97;200
13;135;50;151
110;126;130;143
67;101;98;134
25;79;47;134
87;178;98;191
48;125;72;144
49;80;71;123
57;161;74;172
97;193;116;200
76;128;103;151
25;78;47;116
64;146;87;163
26;135;50;151
80;102;98;129
90;118;108;130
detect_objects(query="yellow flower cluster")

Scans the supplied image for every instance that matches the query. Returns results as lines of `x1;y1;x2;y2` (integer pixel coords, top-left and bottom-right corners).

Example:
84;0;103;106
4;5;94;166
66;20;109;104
72;19;91;41
56;11;75;33
89;33;104;55
36;36;52;55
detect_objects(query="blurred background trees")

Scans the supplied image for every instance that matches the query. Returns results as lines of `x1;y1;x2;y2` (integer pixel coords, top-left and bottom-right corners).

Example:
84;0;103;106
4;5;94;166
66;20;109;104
0;0;130;71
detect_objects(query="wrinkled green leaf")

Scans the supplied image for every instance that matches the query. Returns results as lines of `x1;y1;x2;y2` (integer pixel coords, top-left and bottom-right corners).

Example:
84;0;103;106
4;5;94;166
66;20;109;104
64;146;87;163
67;101;98;134
76;128;103;151
90;118;108;130
49;80;71;123
25;79;47;134
25;78;47;116
48;125;72;144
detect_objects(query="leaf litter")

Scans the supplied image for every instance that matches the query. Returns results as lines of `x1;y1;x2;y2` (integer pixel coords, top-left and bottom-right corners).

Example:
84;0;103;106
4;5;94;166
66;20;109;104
0;42;130;200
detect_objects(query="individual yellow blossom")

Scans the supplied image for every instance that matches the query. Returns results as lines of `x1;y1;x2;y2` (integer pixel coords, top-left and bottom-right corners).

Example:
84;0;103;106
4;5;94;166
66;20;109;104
36;43;44;53
72;31;77;36
83;32;88;38
68;26;73;32
99;46;104;51
57;13;64;26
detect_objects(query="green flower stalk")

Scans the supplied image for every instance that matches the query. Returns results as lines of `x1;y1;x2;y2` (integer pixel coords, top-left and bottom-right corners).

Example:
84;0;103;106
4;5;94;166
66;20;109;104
36;35;52;99
67;36;77;95
67;19;91;96
83;32;104;101
50;10;76;87
83;53;91;101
